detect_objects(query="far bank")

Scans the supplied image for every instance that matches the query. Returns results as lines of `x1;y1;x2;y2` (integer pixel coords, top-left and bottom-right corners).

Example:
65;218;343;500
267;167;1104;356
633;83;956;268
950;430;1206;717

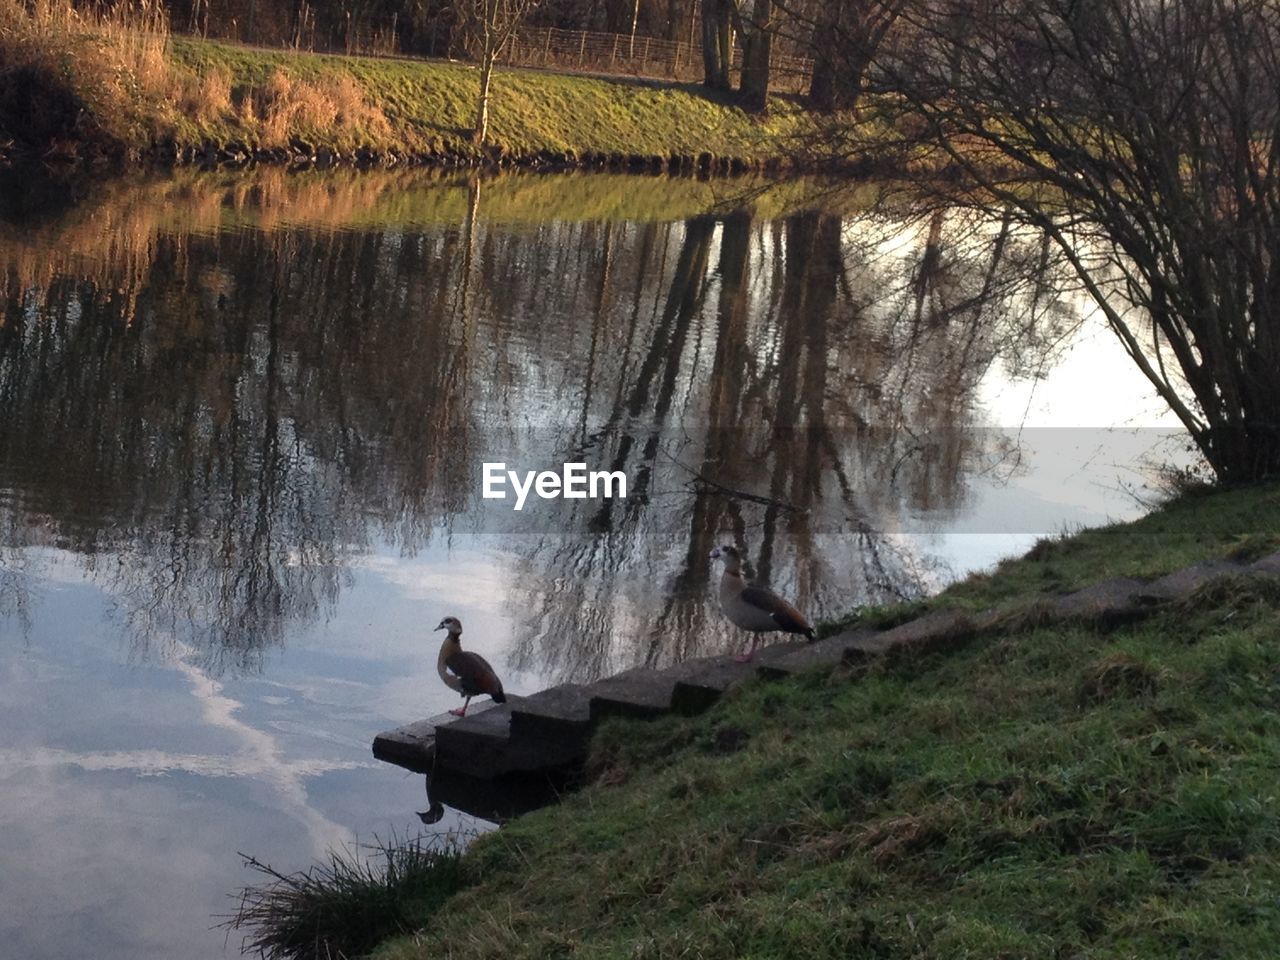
1;3;815;172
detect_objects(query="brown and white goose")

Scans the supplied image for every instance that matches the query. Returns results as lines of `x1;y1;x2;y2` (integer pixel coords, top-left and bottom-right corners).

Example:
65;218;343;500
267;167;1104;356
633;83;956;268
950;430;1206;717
709;545;815;662
435;616;507;717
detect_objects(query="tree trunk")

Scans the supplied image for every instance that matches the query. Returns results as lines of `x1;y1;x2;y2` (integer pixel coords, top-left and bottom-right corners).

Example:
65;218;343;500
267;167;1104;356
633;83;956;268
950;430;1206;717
808;5;857;112
810;47;871;113
809;23;837;111
701;0;731;90
807;3;883;113
473;53;495;144
739;0;772;112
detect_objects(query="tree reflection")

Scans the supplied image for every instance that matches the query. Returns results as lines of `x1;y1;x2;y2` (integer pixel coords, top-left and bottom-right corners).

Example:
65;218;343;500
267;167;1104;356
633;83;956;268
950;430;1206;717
0;173;1076;679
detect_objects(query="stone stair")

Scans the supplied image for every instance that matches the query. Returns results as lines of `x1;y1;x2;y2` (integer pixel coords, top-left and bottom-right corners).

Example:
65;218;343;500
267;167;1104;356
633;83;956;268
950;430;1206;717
375;641;825;779
373;549;1280;803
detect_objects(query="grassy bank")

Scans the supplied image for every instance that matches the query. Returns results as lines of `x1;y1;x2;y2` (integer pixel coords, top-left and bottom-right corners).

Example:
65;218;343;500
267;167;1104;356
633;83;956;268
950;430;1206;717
0;1;807;167
385;486;1280;960
234;482;1280;959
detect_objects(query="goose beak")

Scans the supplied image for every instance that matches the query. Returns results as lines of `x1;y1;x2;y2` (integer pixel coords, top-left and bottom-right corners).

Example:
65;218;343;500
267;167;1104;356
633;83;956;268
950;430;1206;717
434;622;446;631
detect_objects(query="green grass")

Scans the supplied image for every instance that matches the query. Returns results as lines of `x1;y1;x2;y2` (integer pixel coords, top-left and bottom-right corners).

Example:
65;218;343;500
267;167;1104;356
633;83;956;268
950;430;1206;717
170;39;805;158
355;481;1280;960
128;37;809;162
3;4;812;163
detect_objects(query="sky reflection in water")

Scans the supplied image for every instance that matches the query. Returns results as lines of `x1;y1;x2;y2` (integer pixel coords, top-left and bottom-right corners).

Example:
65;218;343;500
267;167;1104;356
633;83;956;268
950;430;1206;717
0;169;1183;959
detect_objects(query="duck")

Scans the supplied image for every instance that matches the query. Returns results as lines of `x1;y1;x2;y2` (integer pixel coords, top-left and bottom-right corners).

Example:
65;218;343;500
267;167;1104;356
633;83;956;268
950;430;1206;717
709;545;815;662
435;616;506;717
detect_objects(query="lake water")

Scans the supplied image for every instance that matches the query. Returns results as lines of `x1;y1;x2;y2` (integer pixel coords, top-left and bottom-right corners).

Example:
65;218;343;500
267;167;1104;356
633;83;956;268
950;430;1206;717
0;168;1184;960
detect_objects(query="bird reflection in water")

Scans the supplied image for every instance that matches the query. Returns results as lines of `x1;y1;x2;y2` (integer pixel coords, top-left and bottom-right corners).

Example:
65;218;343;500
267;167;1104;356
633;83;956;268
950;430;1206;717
417;778;446;826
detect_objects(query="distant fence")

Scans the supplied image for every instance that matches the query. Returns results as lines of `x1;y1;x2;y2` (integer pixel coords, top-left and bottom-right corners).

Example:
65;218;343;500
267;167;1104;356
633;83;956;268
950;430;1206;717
504;26;814;94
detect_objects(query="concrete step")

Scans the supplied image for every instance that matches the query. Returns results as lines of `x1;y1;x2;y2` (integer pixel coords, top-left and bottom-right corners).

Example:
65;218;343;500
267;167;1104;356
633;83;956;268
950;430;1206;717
756;629;879;679
670;642;805;711
1134;560;1240;602
372;700;506;774
1053;576;1147;625
587;664;686;724
1247;550;1280;575
432;693;594;779
669;655;751;714
509;684;593;745
854;608;978;661
589;646;813;722
432;700;517;776
371;717;439;774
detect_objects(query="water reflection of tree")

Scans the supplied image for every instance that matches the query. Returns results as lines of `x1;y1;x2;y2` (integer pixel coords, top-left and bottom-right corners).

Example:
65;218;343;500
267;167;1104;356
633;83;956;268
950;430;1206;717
0;181;1074;678
0;544;32;636
503;207;1076;681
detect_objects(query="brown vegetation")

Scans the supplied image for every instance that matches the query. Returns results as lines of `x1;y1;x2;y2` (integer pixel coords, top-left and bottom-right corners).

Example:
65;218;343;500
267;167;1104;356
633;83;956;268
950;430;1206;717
0;0;397;157
250;68;391;143
0;0;171;154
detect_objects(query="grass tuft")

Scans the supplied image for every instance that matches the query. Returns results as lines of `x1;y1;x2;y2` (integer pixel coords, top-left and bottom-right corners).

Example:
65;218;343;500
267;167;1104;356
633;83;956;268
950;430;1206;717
224;834;468;960
1077;653;1160;704
1175;572;1280;616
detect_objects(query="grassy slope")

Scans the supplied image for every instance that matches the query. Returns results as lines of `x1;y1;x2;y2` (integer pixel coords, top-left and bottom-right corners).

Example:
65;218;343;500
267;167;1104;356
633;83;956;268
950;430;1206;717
375;483;1280;960
163;39;806;161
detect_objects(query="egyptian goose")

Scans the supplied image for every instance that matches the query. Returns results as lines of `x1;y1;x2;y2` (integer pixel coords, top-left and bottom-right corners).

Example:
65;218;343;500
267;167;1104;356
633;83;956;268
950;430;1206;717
435;616;506;717
709;545;815;662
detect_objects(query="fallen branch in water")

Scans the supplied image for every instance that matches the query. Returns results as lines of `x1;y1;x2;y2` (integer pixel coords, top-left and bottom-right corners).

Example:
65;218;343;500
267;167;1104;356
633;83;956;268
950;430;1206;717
661;450;808;514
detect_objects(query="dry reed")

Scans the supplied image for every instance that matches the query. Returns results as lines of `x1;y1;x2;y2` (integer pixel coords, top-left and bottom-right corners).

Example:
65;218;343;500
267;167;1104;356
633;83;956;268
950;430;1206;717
0;0;173;149
254;67;391;145
0;0;173;94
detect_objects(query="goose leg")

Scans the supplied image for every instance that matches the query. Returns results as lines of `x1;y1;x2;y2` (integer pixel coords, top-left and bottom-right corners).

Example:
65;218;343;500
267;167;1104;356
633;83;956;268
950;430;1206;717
734;636;760;664
449;696;472;717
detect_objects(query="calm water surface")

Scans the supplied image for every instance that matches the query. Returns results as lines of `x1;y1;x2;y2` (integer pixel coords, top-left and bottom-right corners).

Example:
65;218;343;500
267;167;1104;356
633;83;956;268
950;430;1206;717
0;169;1182;959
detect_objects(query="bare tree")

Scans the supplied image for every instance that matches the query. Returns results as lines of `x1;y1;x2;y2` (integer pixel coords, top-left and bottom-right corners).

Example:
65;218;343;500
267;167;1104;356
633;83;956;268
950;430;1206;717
775;0;908;112
840;0;1280;483
452;0;540;143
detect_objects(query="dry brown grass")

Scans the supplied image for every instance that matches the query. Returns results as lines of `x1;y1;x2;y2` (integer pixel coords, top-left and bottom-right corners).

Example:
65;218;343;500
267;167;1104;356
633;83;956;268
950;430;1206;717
0;0;173;96
177;64;233;124
0;0;174;149
253;68;391;145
